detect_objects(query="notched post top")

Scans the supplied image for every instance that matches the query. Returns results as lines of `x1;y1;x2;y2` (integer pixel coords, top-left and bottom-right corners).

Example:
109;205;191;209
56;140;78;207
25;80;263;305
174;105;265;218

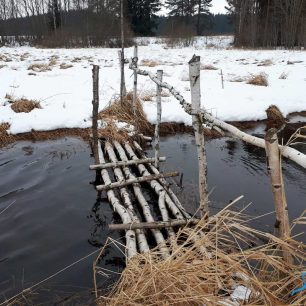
188;55;200;64
265;128;278;143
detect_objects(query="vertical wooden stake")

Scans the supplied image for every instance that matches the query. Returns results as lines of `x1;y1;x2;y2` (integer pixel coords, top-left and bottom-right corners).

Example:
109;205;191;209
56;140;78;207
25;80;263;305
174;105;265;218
92;65;100;182
221;69;224;89
265;128;293;264
120;0;126;103
155;70;163;169
133;45;138;116
189;55;209;217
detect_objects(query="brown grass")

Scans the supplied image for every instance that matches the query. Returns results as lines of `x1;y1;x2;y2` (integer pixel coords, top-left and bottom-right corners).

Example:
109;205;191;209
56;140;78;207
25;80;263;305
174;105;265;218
28;63;52;72
140;60;159;67
60;63;73;69
0;127;91;148
0;122;12;147
201;64;219;70
99;93;153;136
10;99;41;113
266;105;285;123
97;208;306;306
257;59;273;66
246;73;269;87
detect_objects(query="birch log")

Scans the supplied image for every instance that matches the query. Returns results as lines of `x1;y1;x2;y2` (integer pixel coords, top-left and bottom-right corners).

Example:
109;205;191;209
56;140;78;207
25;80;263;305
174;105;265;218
113;141;170;258
189;55;208;217
264;129;293;264
109;218;201;230
155;70;163;169
129;65;306;169
105;142;149;253
133;141;191;219
89;157;166;170
92;65;99;165
97;141;137;259
124;143;185;220
96;172;179;191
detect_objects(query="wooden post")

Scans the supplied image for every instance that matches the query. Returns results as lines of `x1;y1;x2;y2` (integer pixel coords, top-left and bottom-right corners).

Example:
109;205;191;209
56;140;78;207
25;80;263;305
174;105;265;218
92;65;99;166
120;0;126;103
155;70;163;169
265;128;293;264
133;45;138;116
189;55;208;217
221;69;224;89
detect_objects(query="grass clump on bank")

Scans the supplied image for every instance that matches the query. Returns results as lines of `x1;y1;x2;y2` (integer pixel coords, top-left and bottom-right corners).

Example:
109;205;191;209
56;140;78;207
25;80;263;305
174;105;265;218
97;207;305;306
247;73;269;87
99;93;153;136
0;122;12;147
10;99;41;113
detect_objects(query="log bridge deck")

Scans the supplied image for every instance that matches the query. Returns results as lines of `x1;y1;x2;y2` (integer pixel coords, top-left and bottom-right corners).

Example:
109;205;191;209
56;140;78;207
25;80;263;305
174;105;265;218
90;138;195;260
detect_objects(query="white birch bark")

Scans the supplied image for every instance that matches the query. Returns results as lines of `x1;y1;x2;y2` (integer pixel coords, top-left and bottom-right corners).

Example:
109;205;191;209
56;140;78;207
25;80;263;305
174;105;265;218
129;65;306;169
189;55;208;217
133;141;191;219
113;141;170;259
124;142;184;220
97;141;137;259
105;142;149;254
133;45;138;116
155;70;163;169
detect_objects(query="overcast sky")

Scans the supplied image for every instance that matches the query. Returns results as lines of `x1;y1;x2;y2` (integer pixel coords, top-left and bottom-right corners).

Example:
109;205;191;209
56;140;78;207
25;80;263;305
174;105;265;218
160;0;227;15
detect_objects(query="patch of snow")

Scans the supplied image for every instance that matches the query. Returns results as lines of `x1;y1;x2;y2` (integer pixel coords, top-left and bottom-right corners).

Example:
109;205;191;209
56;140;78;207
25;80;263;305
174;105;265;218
0;36;305;134
231;285;252;301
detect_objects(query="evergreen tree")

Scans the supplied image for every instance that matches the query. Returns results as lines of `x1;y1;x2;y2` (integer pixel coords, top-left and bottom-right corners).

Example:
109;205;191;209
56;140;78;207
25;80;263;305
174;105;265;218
196;0;212;35
127;0;161;36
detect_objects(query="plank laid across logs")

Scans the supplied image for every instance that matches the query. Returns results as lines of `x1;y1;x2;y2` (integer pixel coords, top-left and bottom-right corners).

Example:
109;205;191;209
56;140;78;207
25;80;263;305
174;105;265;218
96;171;179;191
109;219;201;231
89;157;166;170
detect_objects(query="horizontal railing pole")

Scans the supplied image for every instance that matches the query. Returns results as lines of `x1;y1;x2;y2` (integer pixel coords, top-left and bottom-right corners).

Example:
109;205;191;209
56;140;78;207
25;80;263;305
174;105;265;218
89;157;166;170
96;172;179;191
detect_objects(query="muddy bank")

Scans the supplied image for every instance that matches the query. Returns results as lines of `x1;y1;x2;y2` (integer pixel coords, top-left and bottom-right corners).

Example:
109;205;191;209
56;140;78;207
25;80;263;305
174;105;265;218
1;110;306;149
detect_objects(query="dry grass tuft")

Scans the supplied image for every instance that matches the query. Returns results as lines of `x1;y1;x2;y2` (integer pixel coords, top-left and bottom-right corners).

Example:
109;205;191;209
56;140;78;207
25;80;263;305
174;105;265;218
201;64;219;70
0;122;12;147
98;121;131;143
140;60;159;67
266;105;285;123
257;59;273;66
279;72;288;80
98;208;306;306
246;73;269;87
11;99;41;113
60;63;73;69
28;63;52;72
99;93;153;136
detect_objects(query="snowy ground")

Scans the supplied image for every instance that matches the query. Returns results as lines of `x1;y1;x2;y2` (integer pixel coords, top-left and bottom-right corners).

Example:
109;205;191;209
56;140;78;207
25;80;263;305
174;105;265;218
0;36;305;135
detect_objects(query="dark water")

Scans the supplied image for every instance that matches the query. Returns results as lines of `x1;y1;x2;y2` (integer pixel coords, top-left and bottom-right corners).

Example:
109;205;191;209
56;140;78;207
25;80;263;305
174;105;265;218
0;132;305;304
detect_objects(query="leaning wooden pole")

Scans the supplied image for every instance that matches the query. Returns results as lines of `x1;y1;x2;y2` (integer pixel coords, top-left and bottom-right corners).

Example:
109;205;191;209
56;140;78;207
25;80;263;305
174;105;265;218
189;55;208;217
129;64;306;169
264;128;293;264
155;70;163;169
92;65;101;184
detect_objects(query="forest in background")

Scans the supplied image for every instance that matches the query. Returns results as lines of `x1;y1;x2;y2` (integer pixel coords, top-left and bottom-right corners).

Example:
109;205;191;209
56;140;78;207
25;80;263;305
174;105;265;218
0;0;305;48
0;0;231;47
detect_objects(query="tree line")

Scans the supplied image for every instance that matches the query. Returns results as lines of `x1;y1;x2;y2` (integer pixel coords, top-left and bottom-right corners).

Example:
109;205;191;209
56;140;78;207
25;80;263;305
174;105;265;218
226;0;306;48
0;0;216;47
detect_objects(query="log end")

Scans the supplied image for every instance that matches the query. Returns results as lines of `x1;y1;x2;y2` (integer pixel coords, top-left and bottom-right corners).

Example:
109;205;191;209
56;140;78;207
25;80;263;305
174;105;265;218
188;55;200;65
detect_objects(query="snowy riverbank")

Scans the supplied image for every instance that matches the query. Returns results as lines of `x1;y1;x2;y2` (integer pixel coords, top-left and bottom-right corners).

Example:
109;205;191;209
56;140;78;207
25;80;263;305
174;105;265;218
0;36;305;135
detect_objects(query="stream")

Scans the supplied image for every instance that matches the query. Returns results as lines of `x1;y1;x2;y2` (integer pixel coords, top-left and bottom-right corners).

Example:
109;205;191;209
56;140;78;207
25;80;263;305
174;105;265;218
0;128;305;304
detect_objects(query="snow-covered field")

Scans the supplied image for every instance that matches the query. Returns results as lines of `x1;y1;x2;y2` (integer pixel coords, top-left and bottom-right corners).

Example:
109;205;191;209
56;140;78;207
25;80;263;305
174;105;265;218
0;36;305;135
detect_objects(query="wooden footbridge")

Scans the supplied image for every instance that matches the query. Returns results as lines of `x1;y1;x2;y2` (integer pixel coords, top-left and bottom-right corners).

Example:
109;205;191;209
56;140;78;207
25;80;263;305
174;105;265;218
90;138;195;259
89;49;306;295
